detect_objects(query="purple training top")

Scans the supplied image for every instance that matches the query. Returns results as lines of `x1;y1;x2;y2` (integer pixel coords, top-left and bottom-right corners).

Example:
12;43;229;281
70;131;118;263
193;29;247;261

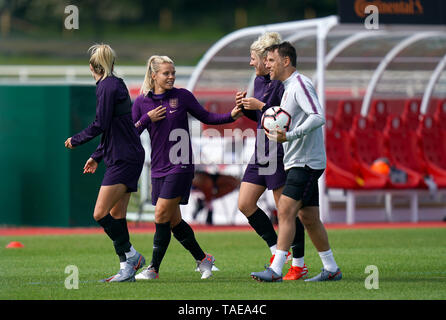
71;75;145;167
242;74;285;163
132;87;234;178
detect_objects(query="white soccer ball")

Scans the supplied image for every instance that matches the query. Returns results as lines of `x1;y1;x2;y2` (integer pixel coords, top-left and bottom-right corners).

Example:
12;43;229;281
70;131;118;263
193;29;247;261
261;106;291;133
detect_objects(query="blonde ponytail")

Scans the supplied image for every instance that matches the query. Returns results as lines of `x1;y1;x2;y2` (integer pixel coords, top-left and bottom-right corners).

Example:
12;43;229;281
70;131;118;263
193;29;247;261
250;32;282;58
88;44;116;79
140;55;174;95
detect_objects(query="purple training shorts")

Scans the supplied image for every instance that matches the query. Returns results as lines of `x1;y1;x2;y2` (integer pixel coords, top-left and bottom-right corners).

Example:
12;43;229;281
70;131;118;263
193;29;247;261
151;172;194;205
101;161;144;193
241;162;286;190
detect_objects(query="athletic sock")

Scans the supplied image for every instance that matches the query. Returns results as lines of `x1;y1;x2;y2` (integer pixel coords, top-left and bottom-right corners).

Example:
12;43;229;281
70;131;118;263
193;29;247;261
172;219;206;261
290;216;305;264
292;257;305;268
318;249;338;273
247;207;277;248
115;217;132;258
270;249;287;275
150;222;172;273
269;244;277;255
97;214;131;262
125;245;137;259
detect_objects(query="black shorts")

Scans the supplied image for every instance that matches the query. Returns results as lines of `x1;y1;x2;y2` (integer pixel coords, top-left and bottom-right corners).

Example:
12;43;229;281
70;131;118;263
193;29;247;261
282;166;324;208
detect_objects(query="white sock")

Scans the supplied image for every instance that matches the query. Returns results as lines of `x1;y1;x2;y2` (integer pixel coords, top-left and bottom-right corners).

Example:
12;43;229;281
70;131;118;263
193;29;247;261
269;244;277;255
270;250;287;275
292;257;305;268
125;246;137;259
318;249;338;272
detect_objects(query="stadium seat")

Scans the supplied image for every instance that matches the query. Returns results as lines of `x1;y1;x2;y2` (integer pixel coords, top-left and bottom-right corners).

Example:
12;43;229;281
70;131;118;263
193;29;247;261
402;99;421;129
325;113;335;130
416;115;446;187
334;100;356;131
368;100;389;131
350;114;421;189
383;115;426;188
433;99;446;130
349;115;388;188
325;99;339;117
325;115;387;189
202;100;257;135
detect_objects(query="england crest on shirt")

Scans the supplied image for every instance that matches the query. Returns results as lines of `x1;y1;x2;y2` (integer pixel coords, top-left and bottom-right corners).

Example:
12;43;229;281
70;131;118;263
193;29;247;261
169;98;179;108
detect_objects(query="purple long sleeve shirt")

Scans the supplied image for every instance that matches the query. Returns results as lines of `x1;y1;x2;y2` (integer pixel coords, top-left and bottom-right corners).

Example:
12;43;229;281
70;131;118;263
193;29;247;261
132;87;235;178
242;74;285;163
71;75;145;167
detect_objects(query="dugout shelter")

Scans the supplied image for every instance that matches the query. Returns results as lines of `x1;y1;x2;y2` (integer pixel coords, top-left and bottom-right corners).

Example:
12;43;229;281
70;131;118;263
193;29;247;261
185;3;446;224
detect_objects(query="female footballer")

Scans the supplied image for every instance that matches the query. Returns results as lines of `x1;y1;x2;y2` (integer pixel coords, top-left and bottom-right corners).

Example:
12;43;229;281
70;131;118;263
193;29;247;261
65;44;146;282
132;55;243;280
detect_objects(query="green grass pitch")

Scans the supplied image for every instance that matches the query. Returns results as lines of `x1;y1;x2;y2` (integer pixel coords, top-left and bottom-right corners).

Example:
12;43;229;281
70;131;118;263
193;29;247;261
1;227;445;300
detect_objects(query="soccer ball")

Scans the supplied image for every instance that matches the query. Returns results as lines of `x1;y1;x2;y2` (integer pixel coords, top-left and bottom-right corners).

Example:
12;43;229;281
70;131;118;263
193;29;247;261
261;107;291;133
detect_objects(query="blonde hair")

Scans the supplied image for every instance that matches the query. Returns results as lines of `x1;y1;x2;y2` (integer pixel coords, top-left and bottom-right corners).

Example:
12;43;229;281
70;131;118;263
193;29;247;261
88;44;116;79
250;32;282;58
140;55;174;95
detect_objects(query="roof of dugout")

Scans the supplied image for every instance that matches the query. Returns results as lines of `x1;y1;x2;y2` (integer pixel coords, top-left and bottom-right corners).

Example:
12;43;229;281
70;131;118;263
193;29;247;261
187;15;446;116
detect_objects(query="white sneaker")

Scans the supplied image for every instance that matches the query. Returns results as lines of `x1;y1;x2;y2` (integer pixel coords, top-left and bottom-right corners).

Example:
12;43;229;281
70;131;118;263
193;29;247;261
196;253;215;279
195;265;220;272
100;251;145;283
135;264;159;280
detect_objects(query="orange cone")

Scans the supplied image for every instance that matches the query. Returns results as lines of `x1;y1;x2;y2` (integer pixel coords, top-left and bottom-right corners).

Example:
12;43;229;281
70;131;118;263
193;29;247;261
6;241;24;248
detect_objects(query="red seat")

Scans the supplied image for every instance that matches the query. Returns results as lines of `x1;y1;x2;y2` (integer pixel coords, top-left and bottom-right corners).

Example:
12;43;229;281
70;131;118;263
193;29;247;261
202;100;257;136
325;114;335;132
383;115;425;188
334;100;356;131
368;100;389;131
416;115;446;187
402;99;421;129
350;115;385;166
325;115;387;189
349;115;388;188
434;99;446;130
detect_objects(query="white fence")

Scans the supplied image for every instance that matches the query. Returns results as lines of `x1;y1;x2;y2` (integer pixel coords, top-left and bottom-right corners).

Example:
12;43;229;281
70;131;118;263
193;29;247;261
0;65;194;86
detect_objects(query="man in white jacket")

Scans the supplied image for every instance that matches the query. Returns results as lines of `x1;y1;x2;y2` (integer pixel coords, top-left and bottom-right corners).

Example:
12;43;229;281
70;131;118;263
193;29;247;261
251;41;342;282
